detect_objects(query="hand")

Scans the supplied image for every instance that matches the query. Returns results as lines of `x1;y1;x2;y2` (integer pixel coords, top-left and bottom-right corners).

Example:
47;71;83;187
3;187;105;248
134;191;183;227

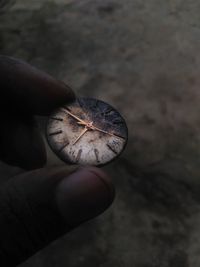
0;56;115;266
63;108;125;140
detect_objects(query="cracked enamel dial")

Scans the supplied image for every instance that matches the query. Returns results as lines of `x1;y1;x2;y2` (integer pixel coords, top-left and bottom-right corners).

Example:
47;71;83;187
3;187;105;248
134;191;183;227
46;97;128;166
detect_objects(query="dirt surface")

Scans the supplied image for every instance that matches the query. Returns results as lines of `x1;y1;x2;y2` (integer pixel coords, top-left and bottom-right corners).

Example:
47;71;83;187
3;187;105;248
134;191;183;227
1;0;200;266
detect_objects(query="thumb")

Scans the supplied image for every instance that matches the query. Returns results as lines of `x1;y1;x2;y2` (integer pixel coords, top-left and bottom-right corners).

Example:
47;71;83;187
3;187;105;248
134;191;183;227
0;166;115;267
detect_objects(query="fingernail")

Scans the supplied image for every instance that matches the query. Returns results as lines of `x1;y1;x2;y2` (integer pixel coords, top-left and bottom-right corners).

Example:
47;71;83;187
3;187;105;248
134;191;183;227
55;167;115;225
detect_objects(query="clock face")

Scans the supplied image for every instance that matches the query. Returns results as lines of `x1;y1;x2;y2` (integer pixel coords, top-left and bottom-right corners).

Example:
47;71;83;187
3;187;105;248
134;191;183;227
46;97;128;166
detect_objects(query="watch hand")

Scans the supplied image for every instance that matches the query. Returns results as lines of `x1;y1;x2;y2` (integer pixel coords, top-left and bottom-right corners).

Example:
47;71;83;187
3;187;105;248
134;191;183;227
73;127;89;145
74;118;124;139
62;108;87;125
62;107;125;140
91;124;125;140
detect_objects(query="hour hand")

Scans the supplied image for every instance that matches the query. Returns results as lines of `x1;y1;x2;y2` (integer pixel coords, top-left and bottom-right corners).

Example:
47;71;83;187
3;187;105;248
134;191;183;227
77;121;87;126
73;127;88;145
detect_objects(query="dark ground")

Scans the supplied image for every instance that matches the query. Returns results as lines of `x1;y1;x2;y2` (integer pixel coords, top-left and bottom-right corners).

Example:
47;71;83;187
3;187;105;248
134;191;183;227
1;0;200;266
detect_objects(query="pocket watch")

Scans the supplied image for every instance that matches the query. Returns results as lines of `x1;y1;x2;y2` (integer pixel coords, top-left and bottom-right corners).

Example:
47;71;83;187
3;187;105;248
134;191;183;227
46;97;128;166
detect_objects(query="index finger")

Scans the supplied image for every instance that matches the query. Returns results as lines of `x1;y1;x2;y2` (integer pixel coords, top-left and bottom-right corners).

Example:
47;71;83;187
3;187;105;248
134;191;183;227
0;56;75;115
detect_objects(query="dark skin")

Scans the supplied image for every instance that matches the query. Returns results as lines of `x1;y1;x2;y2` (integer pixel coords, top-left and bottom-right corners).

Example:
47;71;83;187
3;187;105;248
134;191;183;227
0;56;115;267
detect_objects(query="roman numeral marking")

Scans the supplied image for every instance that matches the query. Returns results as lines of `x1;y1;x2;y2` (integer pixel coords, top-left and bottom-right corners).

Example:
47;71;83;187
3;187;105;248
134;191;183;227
50;117;63;121
49;130;63;136
94;148;100;163
107;143;118;155
76;149;82;162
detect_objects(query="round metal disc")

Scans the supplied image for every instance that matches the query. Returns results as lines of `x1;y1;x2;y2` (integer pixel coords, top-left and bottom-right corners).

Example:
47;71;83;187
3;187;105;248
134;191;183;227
46;97;128;166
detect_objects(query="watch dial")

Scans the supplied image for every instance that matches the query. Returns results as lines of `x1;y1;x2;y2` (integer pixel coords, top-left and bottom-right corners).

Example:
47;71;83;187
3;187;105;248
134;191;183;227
46;97;128;166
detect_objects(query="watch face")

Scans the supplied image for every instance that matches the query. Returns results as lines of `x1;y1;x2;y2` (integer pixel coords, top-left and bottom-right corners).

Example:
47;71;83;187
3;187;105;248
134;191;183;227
46;97;128;166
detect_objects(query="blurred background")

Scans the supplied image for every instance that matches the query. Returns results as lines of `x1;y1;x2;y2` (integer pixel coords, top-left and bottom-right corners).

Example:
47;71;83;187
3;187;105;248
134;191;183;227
1;0;200;266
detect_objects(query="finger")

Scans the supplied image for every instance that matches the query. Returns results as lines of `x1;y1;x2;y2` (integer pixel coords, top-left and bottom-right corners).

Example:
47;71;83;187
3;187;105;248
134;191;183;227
0;56;75;115
0;114;46;169
0;166;115;266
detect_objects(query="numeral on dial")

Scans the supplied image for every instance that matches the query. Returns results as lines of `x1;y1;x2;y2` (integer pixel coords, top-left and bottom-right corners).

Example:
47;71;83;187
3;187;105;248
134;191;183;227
49;130;63;136
59;140;70;152
94;148;100;163
76;149;82;162
104;107;113;115
107;143;118;155
50;117;63;121
112;118;123;124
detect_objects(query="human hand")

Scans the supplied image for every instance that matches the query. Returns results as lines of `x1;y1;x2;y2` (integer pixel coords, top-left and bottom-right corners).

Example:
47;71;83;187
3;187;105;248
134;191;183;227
0;56;115;266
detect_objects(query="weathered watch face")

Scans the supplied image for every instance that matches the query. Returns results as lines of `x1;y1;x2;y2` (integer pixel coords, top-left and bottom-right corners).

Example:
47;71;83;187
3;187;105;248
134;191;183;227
46;97;128;166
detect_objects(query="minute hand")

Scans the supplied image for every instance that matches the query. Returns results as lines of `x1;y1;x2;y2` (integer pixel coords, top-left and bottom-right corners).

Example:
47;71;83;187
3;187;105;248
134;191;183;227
92;125;125;140
62;108;125;139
